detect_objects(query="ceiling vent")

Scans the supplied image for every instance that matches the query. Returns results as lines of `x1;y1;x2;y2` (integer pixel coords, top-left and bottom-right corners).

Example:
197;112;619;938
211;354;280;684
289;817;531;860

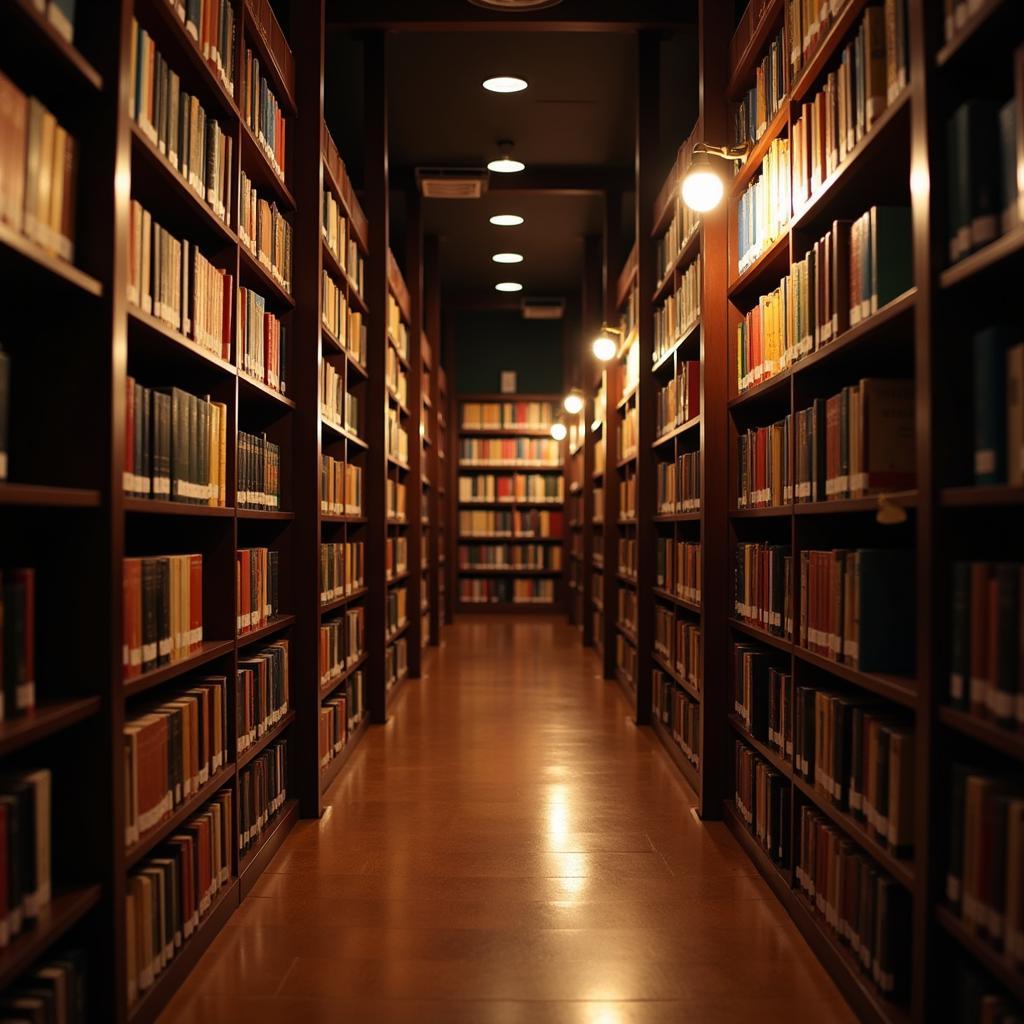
521;297;566;320
467;0;562;8
416;167;489;199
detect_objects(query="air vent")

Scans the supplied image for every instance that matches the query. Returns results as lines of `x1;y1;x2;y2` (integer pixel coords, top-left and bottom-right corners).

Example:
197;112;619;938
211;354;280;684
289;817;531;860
468;0;562;8
416;167;489;199
521;297;565;320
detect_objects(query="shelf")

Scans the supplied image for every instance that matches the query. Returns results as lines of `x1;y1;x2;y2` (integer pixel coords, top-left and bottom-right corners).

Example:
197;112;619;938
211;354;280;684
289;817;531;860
237;508;295;521
941;485;1024;507
728;366;792;410
616;572;637;587
616;622;638;645
653;511;702;522
237;614;297;646
320;652;368;699
8;0;104;92
322;242;368;312
322;327;369;380
652;228;702;303
388;455;411;472
652;414;701;448
940;224;1024;289
616;451;638;468
793;645;917;709
458;427;554;438
728;232;790;304
124;498;235;517
728;714;792;779
793;491;918;517
939;706;1024;762
125;763;236;869
936;905;1024;1004
615;667;637;706
0;885;102;992
0;219;103;297
651;317;702;375
459;535;564;542
732;505;792;518
457;567;561;576
321;417;369;448
731;103;790;197
123;640;236;698
459;462;562;470
935;0;1009;67
320;587;369;615
726;0;785;99
387;334;411;369
616;384;638;411
729;617;793;654
321;513;368;524
791;0;871;105
238;370;297;410
319;716;370;795
386;667;410;712
457;500;565;508
0;697;102;757
651;715;701;795
242;12;297;117
238;800;298;899
387;570;411;584
653;652;701;703
0;483;101;508
237;709;296;772
239;245;294;313
652;588;701;615
127;305;236;378
386;621;410;642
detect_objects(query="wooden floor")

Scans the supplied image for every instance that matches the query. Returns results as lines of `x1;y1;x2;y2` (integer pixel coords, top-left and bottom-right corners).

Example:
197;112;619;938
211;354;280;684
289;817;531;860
159;615;856;1023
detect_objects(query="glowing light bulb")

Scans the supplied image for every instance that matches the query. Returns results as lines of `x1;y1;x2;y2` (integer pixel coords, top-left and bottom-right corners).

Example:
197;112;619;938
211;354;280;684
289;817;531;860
550;422;568;441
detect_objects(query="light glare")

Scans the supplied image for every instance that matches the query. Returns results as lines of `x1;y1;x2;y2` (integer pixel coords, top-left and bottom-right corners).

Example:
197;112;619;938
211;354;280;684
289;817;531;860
550;422;568;441
492;252;524;264
681;167;724;212
487;157;526;173
495;281;523;292
592;335;617;362
483;76;528;93
490;214;525;226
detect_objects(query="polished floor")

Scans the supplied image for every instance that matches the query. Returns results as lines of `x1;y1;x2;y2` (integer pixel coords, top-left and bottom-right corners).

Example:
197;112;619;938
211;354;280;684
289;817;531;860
159;615;856;1023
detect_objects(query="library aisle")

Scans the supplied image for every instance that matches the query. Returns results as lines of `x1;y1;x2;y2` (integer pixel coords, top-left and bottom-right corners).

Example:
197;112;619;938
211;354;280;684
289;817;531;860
158;616;854;1024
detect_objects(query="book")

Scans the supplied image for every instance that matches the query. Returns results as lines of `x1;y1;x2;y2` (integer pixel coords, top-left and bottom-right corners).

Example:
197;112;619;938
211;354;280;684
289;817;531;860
736;136;790;274
236;548;280;635
238;430;281;511
457;577;555;605
0;769;50;941
1;568;35;719
947;100;1002;264
320;541;365;603
321;455;363;515
734;542;792;637
652;668;700;768
238;286;287;394
239;172;292;292
0;946;87;1021
319;607;365;688
236;641;289;755
656;451;701;513
653;257;701;363
734;739;789;865
732;25;788;147
456;472;563;503
322;185;366;296
242;49;288;182
973;325;1017;485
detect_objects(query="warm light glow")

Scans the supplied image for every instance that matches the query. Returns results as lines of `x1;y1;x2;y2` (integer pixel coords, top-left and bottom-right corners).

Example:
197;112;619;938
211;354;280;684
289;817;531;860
487;157;526;173
592;334;617;362
492;252;524;264
483;76;528;93
550;422;568;441
563;391;584;415
547;784;571;848
495;281;523;292
681;166;724;212
490;213;524;226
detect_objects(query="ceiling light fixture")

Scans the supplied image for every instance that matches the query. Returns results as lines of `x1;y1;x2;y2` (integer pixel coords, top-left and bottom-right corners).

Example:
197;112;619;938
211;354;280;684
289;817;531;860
495;281;523;292
591;325;620;362
563;389;584;415
680;141;751;212
492;252;524;264
487;139;526;174
550;420;568;442
483;76;528;93
490;214;524;226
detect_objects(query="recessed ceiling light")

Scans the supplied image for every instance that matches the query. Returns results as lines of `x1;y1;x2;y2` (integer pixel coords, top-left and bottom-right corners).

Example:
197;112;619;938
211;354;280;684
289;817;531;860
483;76;528;93
495;282;523;292
490;214;524;226
492;252;524;264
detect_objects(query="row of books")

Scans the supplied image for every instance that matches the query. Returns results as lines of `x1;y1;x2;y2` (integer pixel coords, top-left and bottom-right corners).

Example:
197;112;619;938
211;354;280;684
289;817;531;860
0;569;34;720
952;960;1022;1024
237;641;289;756
457;473;564;504
0;73;76;262
950;562;1024;733
736;136;790;275
654;607;701;690
652;669;701;768
387;344;409;408
618;536;637;578
795;803;910;998
735;649;792;760
322;186;365;296
387;294;409;360
973;325;1024;486
458;578;556;604
387;407;409;464
619;471;637;520
236;547;280;635
458;544;563;571
385;636;408;689
621;336;640;396
619;405;637;460
319;609;364;688
242;49;287;183
653;259;701;364
460;401;555;430
458;437;561;467
0;946;85;1021
616;634;637;683
655;180;699;284
732;542;792;638
169;0;236;94
386;536;407;578
238;738;287;854
320;362;359;437
947;765;1024;968
322;271;366;361
734;739;789;865
238;285;287;394
457;509;565;539
123;677;228;847
320;541;366;603
123;555;203;680
656;452;701;514
128;200;232;359
320;674;365;769
126;790;233;1006
130;21;232;226
732;24;787;147
238;431;281;511
736;377;915;508
655;539;702;605
386;587;408;636
239;173;292;295
387;478;407;521
0;769;51;948
321;454;363;516
791;4;909;213
656;360;700;437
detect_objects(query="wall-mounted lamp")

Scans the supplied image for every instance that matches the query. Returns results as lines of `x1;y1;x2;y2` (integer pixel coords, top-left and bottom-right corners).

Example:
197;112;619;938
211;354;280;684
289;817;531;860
550;420;568;442
591;325;620;362
563;389;584;415
680;141;751;213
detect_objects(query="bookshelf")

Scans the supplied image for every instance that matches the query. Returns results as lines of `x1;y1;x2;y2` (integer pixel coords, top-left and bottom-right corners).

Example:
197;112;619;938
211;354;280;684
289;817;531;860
455;393;566;611
438;365;451;626
566;402;586;632
591;366;613;675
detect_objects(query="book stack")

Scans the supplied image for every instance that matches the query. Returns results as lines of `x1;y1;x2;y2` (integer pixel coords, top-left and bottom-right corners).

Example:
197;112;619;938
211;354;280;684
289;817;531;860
736;272;792;394
387;478;407;521
618;587;638;632
457;472;563;503
798;548;915;672
733;542;792;637
653;669;701;767
129;22;233;225
322;187;365;294
123;380;228;505
236;547;280;635
972;325;1024;486
239;173;292;294
653;259;702;363
733;24;788;147
319;692;349;768
238;431;281;511
0;72;77;261
0;769;51;946
618;536;637;580
386;587;408;637
619;471;637;520
676;620;701;689
238;740;287;855
461;400;555;429
616;632;637;683
387;344;409;407
386;535;408;578
386;407;409;463
619;403;637;460
0;947;86;1020
123;555;203;680
242;50;287;182
458;544;561;571
795;804;910;999
1;569;35;719
238;286;287;394
655;539;702;604
123;678;228;846
733;644;778;741
165;0;236;93
387;293;409;359
734;739;789;865
656;361;700;437
322;272;365;359
736;136;790;274
320;455;362;515
385;635;408;687
656;452;701;513
459;437;560;467
737;415;790;508
126;790;233;1007
128;201;233;357
320;541;365;603
236;641;289;754
655;604;673;658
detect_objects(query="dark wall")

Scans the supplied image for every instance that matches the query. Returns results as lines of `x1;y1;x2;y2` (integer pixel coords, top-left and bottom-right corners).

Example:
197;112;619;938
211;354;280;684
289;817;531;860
453;311;564;394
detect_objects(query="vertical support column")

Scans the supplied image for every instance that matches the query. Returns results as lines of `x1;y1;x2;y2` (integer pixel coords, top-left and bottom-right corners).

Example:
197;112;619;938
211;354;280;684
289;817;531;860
634;30;660;726
444;310;458;624
292;0;326;815
425;235;442;645
364;31;389;723
697;0;731;818
407;191;424;677
581;235;602;648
